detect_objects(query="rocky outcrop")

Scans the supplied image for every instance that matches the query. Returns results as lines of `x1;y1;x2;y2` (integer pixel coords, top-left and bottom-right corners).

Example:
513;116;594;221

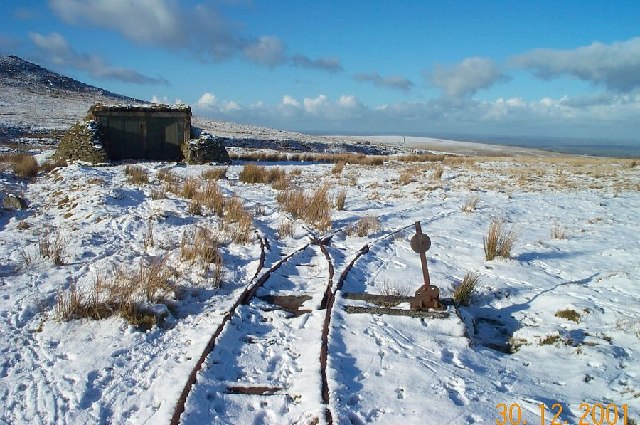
53;120;108;164
2;193;28;210
183;132;230;164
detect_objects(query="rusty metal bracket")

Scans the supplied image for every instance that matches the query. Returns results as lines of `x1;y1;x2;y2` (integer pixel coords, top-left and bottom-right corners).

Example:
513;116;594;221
410;221;443;311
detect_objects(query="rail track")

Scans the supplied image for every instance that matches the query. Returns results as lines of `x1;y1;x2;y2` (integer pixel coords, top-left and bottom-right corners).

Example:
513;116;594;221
170;208;456;424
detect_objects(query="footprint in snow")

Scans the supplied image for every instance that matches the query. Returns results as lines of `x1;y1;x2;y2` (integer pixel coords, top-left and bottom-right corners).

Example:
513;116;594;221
445;376;469;406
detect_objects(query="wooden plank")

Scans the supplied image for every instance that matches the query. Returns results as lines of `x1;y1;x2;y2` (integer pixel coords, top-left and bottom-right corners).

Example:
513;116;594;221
343;305;449;319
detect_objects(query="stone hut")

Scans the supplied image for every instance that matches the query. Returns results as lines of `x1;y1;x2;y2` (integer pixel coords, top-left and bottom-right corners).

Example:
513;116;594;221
54;103;230;164
89;104;191;161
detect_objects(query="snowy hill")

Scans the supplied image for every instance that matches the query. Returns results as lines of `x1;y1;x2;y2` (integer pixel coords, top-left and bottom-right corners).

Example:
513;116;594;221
0;55;144;139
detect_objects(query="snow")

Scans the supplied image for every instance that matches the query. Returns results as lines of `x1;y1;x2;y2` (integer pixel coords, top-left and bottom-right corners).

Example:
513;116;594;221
1;152;639;424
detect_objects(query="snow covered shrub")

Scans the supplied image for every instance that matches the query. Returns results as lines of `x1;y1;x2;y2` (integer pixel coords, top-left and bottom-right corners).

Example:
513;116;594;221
348;216;380;237
335;189;347;211
461;194;480;213
124;165;149;184
484;218;517;261
150;187;166;200
453;271;480;306
38;228;66;266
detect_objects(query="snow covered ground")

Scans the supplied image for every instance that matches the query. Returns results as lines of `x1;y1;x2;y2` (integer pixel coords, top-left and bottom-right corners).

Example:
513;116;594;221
1;152;639;424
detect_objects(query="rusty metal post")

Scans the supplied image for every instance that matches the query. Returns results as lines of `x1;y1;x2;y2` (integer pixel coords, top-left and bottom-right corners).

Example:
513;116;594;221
413;221;431;287
410;221;443;311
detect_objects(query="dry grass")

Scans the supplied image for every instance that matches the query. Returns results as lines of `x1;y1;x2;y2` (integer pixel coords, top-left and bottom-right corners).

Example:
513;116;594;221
181;227;224;286
347;216;380;237
278;221;294;238
332;161;345;174
143;220;154;249
453;271;480;305
124;165;149;184
201;167;227;180
335;189;347;211
396;153;446;163
551;223;566;239
39;228;66;266
230;151;385;166
150;187;166;200
39;158;67;174
187;199;203;215
431;165;444;180
194;181;225;216
398;169;416;185
179;177;200;199
277;186;332;231
55;257;176;329
223;196;253;244
1;153;40;178
484;218;517;261
461;194;480;213
555;309;581;323
157;168;179;184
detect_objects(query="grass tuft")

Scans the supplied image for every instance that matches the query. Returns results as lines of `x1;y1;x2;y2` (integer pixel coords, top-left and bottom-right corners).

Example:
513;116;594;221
347;216;380;237
335;189;347;211
124;165;149;184
555;309;581;323
461;194;480;213
277;186;332;231
453;271;480;306
484;218;517;261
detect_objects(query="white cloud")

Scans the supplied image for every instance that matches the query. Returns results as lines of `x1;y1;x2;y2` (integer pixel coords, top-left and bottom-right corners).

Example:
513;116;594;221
29;31;166;84
303;95;328;113
511;37;640;93
243;35;286;66
282;95;300;107
428;57;509;97
196;92;217;109
222;100;242;112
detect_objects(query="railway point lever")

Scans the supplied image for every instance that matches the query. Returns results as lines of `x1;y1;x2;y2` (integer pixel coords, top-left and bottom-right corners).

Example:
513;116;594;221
409;221;443;311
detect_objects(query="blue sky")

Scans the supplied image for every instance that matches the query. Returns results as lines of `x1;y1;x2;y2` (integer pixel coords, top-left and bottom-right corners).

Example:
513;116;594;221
2;1;640;142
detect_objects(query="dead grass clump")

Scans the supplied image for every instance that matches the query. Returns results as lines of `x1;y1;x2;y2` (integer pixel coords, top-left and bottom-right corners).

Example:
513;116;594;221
453;271;480;306
224;196;253;244
40;158;67;174
398;169;416;185
555;309;581;323
39;228;66;266
348;216;380;237
181;227;224;286
201;167;227;180
332;161;345;174
4;153;39;178
278;221;294;238
551;224;566;239
157;168;179;184
431;165;444;180
124;165;149;184
187;199;203;215
150;187;166;200
277;186;332;231
195;181;225;216
396;153;446;163
239;164;288;188
55;257;176;329
181;177;200;199
484;218;517;261
335;189;347;211
461;194;480;213
539;334;562;346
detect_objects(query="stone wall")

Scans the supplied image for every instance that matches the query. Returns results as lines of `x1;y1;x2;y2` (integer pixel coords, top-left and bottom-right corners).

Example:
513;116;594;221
53;120;108;164
183;132;230;164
